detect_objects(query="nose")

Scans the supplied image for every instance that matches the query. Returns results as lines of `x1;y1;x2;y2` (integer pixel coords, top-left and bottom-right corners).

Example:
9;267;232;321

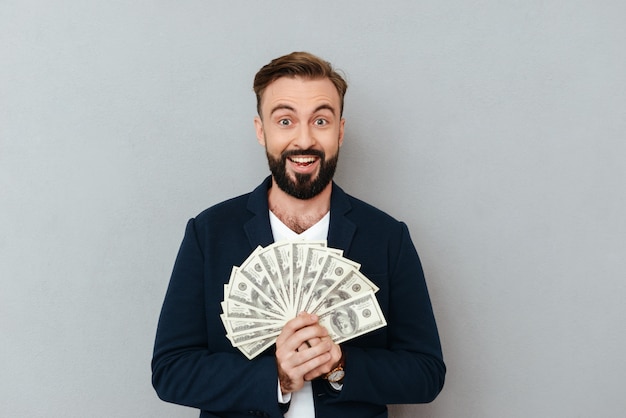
293;124;316;149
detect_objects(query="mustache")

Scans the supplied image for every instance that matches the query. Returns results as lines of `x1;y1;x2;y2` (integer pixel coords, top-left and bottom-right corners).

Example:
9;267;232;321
281;149;325;160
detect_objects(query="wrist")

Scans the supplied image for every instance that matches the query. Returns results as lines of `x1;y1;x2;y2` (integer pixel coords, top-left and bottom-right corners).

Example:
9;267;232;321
277;379;292;403
324;349;345;386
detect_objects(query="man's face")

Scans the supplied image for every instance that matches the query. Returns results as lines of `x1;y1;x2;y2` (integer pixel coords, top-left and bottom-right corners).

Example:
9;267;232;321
335;311;355;335
254;76;345;200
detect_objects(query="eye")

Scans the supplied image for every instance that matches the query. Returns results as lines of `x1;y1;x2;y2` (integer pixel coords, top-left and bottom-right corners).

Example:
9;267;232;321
314;118;328;126
278;118;292;126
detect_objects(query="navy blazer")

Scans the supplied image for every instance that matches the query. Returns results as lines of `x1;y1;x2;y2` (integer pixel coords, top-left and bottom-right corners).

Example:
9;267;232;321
152;177;445;418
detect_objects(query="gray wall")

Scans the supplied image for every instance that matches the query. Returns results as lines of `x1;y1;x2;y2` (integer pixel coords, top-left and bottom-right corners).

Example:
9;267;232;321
2;1;625;417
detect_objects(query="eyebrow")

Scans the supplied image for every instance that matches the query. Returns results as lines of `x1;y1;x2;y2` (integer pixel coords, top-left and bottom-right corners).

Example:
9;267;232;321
269;104;296;117
269;103;337;118
313;104;337;115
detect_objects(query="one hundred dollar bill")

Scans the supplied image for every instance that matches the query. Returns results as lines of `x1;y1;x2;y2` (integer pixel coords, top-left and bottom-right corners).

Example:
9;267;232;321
238;248;286;315
310;268;377;314
221;297;284;322
237;335;277;360
222;274;285;320
290;241;326;316
268;241;293;314
317;291;387;344
220;314;283;335
227;323;283;347
255;244;291;313
294;245;331;314
302;252;360;313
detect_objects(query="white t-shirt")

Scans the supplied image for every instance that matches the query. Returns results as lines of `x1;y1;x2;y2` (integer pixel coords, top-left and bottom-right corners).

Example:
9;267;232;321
269;210;330;418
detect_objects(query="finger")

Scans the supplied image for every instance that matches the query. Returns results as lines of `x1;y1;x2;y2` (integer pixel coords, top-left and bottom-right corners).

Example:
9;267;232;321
298;335;326;352
301;351;334;381
297;349;333;379
291;322;329;344
281;349;332;391
276;313;320;351
284;313;318;332
297;339;332;364
279;324;329;354
283;337;331;367
278;340;332;391
277;313;318;340
303;342;342;381
305;336;327;347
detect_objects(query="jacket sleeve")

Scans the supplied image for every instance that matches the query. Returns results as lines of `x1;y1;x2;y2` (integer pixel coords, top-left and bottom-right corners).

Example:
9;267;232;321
151;218;284;417
330;222;445;405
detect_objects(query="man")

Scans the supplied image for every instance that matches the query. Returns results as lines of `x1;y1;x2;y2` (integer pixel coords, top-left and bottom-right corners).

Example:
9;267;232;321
152;51;445;418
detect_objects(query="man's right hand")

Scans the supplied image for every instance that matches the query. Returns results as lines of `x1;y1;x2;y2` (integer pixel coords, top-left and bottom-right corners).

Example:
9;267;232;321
275;312;333;394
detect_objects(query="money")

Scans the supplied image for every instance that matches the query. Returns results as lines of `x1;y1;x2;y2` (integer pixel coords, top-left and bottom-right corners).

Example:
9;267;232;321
309;268;377;314
223;269;285;318
237;336;278;360
317;292;387;344
302;252;360;314
221;240;385;359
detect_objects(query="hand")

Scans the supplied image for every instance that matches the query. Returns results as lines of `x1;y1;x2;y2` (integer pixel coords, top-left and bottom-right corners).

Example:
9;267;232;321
302;335;342;382
275;312;336;394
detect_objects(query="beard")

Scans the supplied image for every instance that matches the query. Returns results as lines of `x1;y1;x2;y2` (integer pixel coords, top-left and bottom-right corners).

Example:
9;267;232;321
266;148;339;200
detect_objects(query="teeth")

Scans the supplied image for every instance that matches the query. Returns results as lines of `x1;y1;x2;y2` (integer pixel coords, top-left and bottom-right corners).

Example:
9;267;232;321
290;156;316;164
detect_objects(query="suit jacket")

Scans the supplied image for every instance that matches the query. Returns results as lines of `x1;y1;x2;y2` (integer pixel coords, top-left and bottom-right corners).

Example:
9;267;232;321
152;177;445;418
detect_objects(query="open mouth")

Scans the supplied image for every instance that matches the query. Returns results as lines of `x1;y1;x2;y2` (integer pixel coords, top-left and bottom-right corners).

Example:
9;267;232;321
288;156;318;167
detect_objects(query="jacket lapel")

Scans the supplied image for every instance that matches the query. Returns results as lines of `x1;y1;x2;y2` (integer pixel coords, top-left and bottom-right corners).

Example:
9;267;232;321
243;177;275;248
327;182;356;253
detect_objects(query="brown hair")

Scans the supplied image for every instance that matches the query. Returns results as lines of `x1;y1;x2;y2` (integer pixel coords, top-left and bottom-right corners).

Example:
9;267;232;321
253;51;348;117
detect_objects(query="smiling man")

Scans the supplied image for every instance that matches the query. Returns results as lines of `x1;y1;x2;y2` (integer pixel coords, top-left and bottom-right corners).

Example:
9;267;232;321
152;52;445;418
255;72;345;225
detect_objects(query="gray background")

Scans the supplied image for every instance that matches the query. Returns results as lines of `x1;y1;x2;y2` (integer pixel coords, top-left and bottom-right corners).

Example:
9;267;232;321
2;1;625;417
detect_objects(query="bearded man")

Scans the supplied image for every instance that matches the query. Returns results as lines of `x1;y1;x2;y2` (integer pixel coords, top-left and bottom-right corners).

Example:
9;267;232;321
152;51;445;418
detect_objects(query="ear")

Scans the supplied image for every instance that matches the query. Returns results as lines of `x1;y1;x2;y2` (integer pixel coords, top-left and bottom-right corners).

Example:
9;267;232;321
338;118;345;147
254;116;265;146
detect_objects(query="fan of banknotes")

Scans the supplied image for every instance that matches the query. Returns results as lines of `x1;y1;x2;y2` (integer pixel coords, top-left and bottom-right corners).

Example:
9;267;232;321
220;241;387;359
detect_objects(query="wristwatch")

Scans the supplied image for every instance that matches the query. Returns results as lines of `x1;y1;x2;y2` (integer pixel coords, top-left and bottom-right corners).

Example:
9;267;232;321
324;352;345;390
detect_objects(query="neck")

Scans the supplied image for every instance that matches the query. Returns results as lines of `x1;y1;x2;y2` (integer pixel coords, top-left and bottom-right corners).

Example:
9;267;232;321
268;179;332;234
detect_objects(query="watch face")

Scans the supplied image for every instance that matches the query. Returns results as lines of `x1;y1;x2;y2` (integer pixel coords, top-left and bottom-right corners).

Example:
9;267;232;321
328;370;345;383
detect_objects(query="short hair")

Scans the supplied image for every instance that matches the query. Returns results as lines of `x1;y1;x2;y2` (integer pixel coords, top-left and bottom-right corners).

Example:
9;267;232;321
253;51;348;117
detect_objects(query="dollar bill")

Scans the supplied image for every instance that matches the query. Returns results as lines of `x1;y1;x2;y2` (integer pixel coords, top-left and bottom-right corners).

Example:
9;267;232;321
290;241;326;316
317;291;387;344
221;297;285;322
227;323;284;347
301;252;360;313
237;335;277;360
310;268;376;314
238;248;286;315
269;241;293;314
220;314;283;335
223;269;285;318
255;244;290;313
294;245;330;314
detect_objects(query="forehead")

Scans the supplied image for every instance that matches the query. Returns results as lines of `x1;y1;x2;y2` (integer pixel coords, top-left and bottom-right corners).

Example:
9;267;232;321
261;76;341;114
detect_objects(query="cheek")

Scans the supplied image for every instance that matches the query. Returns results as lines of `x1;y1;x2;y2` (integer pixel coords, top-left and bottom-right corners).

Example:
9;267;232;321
264;139;282;155
322;135;342;154
264;132;293;152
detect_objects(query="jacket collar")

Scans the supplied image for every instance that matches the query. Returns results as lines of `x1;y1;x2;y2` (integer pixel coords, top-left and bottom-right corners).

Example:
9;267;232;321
243;177;274;248
244;176;356;253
